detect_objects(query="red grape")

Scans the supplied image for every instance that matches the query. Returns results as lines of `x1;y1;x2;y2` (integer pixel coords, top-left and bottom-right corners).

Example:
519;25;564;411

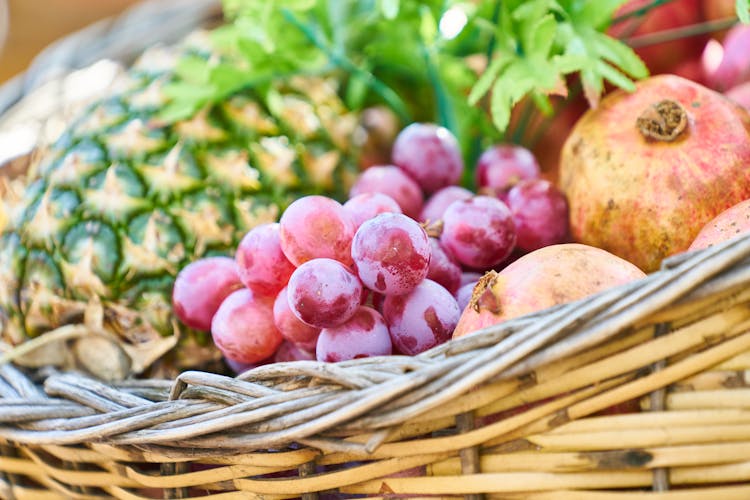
349;165;424;219
225;356;271;375
419;185;473;223
455;281;477;311
461;271;483;286
272;286;321;351
426;237;462;295
391;123;464;194
287;258;363;328
475;144;540;195
279;195;356;267
343;192;402;229
506;179;570;252
235;223;295;296
274;341;315;363
351;213;431;296
211;289;283;364
316;306;392;362
440;196;516;269
172;257;243;332
383;279;460;355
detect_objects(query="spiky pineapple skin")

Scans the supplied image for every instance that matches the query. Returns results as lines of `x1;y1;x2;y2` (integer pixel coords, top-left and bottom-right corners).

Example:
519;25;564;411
0;32;365;378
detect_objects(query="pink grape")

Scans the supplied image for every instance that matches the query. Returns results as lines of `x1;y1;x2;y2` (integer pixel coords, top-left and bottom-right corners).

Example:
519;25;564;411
461;271;483;286
391;123;464;194
172;256;243;332
287;258;363;328
475;144;540;195
419;185;473;222
383;279;460;355
279;195;356;267
455;281;477;311
506;179;570;252
273;286;321;351
351;213;431;296
211;289;283;364
343;192;402;229
316;306;392;362
349;165;424;219
225;356;270;375
274;341;315;363
426;238;462;295
440;196;516;269
235;223;295;296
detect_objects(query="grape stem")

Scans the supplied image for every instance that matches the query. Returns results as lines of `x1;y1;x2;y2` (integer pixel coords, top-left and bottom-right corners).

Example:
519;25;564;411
610;0;675;25
626;17;739;49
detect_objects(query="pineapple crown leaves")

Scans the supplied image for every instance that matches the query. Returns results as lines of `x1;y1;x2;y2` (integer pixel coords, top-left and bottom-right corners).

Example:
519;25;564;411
159;0;750;136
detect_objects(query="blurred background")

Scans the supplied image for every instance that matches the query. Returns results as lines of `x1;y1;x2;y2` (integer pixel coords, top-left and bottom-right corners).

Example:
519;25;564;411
0;0;141;84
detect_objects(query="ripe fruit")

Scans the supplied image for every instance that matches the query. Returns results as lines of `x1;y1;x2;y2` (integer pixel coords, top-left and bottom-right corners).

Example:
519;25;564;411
426;238;462;295
351;213;431;296
235;223;295;296
453;244;646;338
703;25;750;92
272;286;321;351
0;32;364;376
440;196;516;269
688;198;750;251
506;179;569;252
455;281;477;311
383;279;460;355
349;165;424;219
316;306;392;362
172;257;243;332
211;289;282;363
391;123;464;194
279;195;356;267
343;192;402;230
287;258;363;329
419;185;473;223
726;82;750;110
475;144;540;196
559;75;750;272
273;341;315;363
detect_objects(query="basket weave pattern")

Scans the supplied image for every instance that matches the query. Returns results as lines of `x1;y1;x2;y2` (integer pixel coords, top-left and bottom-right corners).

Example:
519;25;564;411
2;1;750;498
0;230;750;497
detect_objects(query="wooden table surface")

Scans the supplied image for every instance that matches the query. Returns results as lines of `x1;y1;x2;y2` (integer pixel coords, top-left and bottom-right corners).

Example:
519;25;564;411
0;0;141;84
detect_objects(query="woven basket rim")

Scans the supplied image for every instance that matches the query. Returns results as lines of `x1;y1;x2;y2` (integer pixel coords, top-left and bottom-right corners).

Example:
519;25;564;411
1;3;750;496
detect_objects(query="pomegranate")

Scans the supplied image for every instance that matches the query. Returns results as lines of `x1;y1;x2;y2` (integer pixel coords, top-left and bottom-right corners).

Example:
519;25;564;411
688;198;750;251
609;0;707;76
559;74;750;272
453;244;645;338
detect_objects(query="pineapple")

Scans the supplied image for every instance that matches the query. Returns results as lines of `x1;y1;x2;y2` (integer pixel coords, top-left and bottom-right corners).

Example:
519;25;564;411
0;31;371;379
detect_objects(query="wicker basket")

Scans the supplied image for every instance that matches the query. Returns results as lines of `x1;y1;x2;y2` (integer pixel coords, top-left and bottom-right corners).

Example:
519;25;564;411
2;2;750;499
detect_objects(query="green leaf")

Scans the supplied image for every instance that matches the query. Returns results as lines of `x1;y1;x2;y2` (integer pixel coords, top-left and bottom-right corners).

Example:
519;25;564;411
420;6;438;43
468;56;511;105
380;0;400;20
738;0;750;24
592;31;648;78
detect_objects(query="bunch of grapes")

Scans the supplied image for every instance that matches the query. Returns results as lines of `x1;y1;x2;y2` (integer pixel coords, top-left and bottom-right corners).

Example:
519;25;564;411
172;123;570;373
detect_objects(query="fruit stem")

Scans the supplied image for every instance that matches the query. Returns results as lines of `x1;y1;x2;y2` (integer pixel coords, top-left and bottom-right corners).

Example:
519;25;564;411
626;17;739;49
636;99;687;142
611;0;674;25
